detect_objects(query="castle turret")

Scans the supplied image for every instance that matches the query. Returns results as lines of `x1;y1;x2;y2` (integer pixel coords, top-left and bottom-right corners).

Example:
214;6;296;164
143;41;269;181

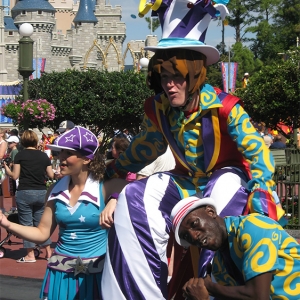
11;0;56;77
73;0;98;25
71;0;98;70
11;0;56;15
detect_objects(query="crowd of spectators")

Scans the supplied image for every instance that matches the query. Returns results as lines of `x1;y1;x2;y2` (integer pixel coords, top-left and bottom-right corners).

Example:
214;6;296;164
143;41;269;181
252;121;289;149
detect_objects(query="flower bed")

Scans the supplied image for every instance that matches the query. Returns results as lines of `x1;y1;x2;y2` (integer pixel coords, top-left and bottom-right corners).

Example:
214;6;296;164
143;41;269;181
1;99;56;129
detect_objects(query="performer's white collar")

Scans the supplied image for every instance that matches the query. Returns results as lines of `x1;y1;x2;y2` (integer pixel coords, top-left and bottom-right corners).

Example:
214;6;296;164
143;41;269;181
48;175;100;207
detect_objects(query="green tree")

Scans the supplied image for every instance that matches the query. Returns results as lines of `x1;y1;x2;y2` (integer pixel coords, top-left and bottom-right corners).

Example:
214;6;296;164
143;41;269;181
248;20;283;63
227;0;253;42
230;42;262;88
206;62;223;89
28;69;153;151
247;0;300;63
236;49;300;143
274;0;300;50
145;17;160;33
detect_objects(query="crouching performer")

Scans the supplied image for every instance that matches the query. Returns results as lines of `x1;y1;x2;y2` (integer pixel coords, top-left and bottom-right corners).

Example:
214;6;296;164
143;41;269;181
171;196;300;300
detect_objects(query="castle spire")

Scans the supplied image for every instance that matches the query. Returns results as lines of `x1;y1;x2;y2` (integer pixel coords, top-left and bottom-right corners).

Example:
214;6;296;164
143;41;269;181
73;0;98;24
11;0;56;14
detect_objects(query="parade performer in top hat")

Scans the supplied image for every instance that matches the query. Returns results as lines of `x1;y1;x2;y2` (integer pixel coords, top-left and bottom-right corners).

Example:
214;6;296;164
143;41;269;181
102;0;285;299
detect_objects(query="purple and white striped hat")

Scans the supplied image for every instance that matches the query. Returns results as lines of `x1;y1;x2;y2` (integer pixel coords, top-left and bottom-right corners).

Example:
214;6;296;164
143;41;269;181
47;126;99;159
139;0;229;65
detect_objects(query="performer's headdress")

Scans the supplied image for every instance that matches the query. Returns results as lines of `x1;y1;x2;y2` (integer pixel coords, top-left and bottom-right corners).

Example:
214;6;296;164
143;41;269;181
139;0;229;65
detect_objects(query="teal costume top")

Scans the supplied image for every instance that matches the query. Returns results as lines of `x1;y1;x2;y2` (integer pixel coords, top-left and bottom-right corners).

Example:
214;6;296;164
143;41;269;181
213;214;300;299
40;175;107;300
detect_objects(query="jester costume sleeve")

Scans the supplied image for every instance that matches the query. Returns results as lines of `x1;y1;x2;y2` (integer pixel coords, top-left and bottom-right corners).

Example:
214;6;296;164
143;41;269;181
102;85;286;300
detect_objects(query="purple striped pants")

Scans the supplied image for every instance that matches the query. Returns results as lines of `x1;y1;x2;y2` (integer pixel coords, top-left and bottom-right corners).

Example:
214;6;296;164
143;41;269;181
102;168;249;299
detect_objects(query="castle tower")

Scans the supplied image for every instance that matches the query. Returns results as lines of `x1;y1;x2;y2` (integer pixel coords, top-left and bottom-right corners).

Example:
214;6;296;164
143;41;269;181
94;0;126;71
70;0;99;69
3;15;18;82
0;5;8;81
11;0;56;75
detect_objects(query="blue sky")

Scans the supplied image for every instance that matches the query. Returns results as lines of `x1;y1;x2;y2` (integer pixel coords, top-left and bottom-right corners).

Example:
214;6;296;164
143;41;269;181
110;0;236;64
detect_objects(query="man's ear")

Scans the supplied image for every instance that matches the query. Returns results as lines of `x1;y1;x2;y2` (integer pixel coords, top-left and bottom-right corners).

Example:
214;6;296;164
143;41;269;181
205;205;217;218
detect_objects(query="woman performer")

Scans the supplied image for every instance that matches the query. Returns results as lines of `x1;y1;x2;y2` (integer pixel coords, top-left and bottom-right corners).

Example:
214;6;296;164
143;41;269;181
0;126;127;299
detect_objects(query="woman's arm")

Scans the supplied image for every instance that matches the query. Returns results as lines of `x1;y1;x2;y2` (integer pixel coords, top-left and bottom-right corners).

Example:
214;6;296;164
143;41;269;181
4;162;20;181
0;141;7;159
103;178;128;201
46;165;55;180
100;178;128;228
0;184;57;243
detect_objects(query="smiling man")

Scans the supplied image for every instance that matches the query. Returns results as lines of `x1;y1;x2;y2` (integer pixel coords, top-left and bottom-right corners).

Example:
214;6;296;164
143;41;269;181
171;196;300;300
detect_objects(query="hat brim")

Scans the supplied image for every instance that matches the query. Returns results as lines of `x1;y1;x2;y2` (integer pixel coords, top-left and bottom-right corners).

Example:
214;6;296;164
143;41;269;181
5;138;19;143
57;128;66;133
145;45;220;66
47;144;73;152
171;197;217;248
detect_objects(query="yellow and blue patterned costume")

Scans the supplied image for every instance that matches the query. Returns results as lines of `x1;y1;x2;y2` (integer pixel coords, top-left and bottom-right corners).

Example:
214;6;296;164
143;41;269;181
213;214;300;299
103;84;285;299
107;84;284;222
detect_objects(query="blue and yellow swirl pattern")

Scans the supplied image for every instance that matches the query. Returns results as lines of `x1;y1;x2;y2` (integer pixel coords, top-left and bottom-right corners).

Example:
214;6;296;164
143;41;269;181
213;214;300;299
114;84;281;218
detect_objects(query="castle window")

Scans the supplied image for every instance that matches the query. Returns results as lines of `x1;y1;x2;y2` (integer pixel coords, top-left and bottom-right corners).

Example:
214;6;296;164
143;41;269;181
8;31;13;36
21;10;26;15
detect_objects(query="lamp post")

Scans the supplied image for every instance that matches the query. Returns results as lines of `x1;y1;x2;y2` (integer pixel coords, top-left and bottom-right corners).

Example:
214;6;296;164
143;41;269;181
139;57;149;77
18;23;34;102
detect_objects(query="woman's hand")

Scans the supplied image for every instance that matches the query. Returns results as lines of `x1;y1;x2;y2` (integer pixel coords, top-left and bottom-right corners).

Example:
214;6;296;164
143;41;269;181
182;278;210;300
0;210;10;230
100;199;117;229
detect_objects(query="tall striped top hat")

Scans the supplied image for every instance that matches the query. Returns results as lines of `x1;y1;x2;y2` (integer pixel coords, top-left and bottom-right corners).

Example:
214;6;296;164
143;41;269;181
139;0;229;65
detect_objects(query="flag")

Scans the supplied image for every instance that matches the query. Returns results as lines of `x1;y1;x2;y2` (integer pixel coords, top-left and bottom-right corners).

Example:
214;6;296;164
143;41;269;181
30;58;46;79
0;98;13;123
220;62;238;93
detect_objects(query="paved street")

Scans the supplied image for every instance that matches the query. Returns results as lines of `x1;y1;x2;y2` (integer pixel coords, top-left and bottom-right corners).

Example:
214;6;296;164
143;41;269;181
0;275;42;300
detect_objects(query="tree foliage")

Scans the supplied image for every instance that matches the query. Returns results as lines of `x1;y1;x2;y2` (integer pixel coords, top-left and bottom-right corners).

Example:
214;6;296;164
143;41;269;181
27;69;153;151
230;42;261;88
145;17;160;33
273;0;300;50
235;49;300;140
227;0;253;42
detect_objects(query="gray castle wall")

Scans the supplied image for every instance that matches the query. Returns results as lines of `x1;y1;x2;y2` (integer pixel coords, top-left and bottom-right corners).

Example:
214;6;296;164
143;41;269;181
4;1;156;82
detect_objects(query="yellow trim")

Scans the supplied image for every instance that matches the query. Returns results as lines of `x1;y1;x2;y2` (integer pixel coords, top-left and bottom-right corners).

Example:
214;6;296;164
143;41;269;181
138;0;162;17
206;109;221;172
155;97;191;173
